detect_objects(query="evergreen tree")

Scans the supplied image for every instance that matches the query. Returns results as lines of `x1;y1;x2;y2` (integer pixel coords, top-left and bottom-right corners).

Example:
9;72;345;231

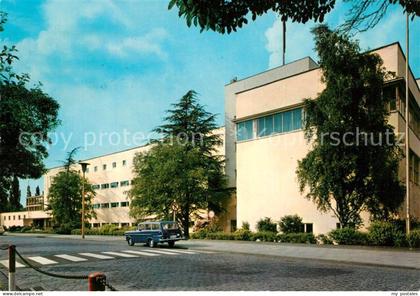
26;185;32;198
130;91;231;238
296;25;404;228
35;185;41;196
0;177;10;212
9;176;22;211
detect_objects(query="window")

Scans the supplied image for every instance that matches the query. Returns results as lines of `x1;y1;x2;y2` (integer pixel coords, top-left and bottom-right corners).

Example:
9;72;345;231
112;162;116;168
384;86;397;111
94;166;98;172
93;223;100;228
103;164;107;170
101;183;109;189
236;120;253;141
120;201;129;207
231;220;237;232
283;110;293;132
13;216;15;220
336;223;341;229
122;160;127;166
110;182;119;188
409;151;419;185
120;180;130;187
100;203;109;209
93;204;100;209
8;216;10;220
23;215;26;219
92;184;100;190
257;115;274;137
274;113;282;133
304;223;313;233
111;202;119;208
293;108;303;130
121;223;129;227
18;215;20;220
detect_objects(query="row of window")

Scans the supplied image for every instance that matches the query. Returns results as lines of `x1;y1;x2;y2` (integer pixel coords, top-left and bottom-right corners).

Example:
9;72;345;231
87;160;128;173
91;222;132;228
92;201;130;209
237;107;303;141
91;180;132;190
3;215;26;221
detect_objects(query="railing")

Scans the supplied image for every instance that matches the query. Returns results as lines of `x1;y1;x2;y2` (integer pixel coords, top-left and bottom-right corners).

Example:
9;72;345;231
0;244;116;291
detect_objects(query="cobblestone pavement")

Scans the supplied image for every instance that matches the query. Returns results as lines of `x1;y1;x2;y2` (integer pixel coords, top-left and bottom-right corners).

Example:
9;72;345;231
0;236;419;291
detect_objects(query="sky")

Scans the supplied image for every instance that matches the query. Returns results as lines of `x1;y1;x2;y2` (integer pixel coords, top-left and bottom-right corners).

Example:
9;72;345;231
0;0;418;203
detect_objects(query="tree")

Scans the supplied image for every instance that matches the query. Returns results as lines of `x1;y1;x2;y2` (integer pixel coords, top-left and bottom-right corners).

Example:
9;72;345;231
35;186;41;196
129;90;231;237
47;150;96;233
0;12;60;184
296;25;404;228
0;177;10;212
26;185;32;198
168;0;418;34
9;176;22;211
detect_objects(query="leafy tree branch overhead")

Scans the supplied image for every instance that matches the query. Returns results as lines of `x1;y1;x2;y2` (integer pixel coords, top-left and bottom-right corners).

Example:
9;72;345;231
168;0;419;34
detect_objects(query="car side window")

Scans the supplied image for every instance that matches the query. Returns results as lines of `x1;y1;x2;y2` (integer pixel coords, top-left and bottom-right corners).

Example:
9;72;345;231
138;224;146;231
152;224;160;230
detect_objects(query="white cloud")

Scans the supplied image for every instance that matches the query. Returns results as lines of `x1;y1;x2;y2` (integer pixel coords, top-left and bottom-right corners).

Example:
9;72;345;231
106;28;168;58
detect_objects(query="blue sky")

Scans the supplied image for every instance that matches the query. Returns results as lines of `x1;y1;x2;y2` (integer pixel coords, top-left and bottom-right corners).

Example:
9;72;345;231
0;0;418;201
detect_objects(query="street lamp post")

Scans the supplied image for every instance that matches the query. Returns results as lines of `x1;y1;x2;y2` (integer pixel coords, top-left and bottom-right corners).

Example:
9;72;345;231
79;162;90;239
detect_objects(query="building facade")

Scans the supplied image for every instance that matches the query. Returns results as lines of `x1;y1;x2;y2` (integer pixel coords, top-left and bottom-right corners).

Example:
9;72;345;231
226;42;419;234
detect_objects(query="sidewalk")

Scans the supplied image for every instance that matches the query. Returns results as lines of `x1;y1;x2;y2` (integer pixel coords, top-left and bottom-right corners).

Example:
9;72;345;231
5;233;420;269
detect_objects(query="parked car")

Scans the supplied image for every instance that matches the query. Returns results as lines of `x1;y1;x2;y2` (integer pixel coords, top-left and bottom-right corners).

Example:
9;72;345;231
124;221;183;248
0;226;5;235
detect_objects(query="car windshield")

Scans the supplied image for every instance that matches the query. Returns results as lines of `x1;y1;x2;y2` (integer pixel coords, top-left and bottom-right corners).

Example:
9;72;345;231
161;222;178;230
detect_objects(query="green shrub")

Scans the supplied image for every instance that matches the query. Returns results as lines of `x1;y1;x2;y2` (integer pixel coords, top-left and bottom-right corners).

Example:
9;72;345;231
407;229;420;248
205;232;235;240
278;233;316;244
241;221;250;231
233;229;253;241
256;217;277;233
316;234;333;245
278;214;304;234
328;227;367;245
367;221;403;246
252;231;277;242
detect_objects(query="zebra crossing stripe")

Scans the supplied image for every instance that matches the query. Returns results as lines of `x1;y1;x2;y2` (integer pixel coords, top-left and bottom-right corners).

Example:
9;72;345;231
54;254;87;262
0;260;25;268
189;250;215;254
79;253;114;259
28;256;58;265
101;251;138;258
161;249;197;254
140;249;180;255
122;250;160;257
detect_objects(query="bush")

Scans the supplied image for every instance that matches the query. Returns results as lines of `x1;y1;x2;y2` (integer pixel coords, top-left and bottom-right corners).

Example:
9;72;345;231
367;221;403;246
252;231;277;242
407;229;420;249
328;228;367;245
278;233;316;244
278;214;304;234
233;229;253;241
256;217;277;233
316;234;333;245
241;221;250;231
205;232;235;240
8;226;23;232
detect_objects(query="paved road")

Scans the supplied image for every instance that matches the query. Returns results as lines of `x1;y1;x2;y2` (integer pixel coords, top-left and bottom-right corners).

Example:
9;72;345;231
0;236;419;291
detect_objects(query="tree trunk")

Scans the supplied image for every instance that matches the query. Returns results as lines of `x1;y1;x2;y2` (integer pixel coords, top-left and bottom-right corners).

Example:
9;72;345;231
182;208;190;239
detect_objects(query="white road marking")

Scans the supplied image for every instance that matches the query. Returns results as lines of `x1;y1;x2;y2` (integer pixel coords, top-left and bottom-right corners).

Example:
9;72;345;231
140;249;180;255
54;254;87;262
101;251;138;258
122;250;160;257
161;249;197;254
189;250;215;254
0;260;25;268
79;253;114;259
28;256;58;265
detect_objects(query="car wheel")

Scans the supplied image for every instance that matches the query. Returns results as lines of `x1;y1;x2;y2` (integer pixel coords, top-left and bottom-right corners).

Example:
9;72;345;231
168;241;175;248
127;237;134;246
148;239;155;248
